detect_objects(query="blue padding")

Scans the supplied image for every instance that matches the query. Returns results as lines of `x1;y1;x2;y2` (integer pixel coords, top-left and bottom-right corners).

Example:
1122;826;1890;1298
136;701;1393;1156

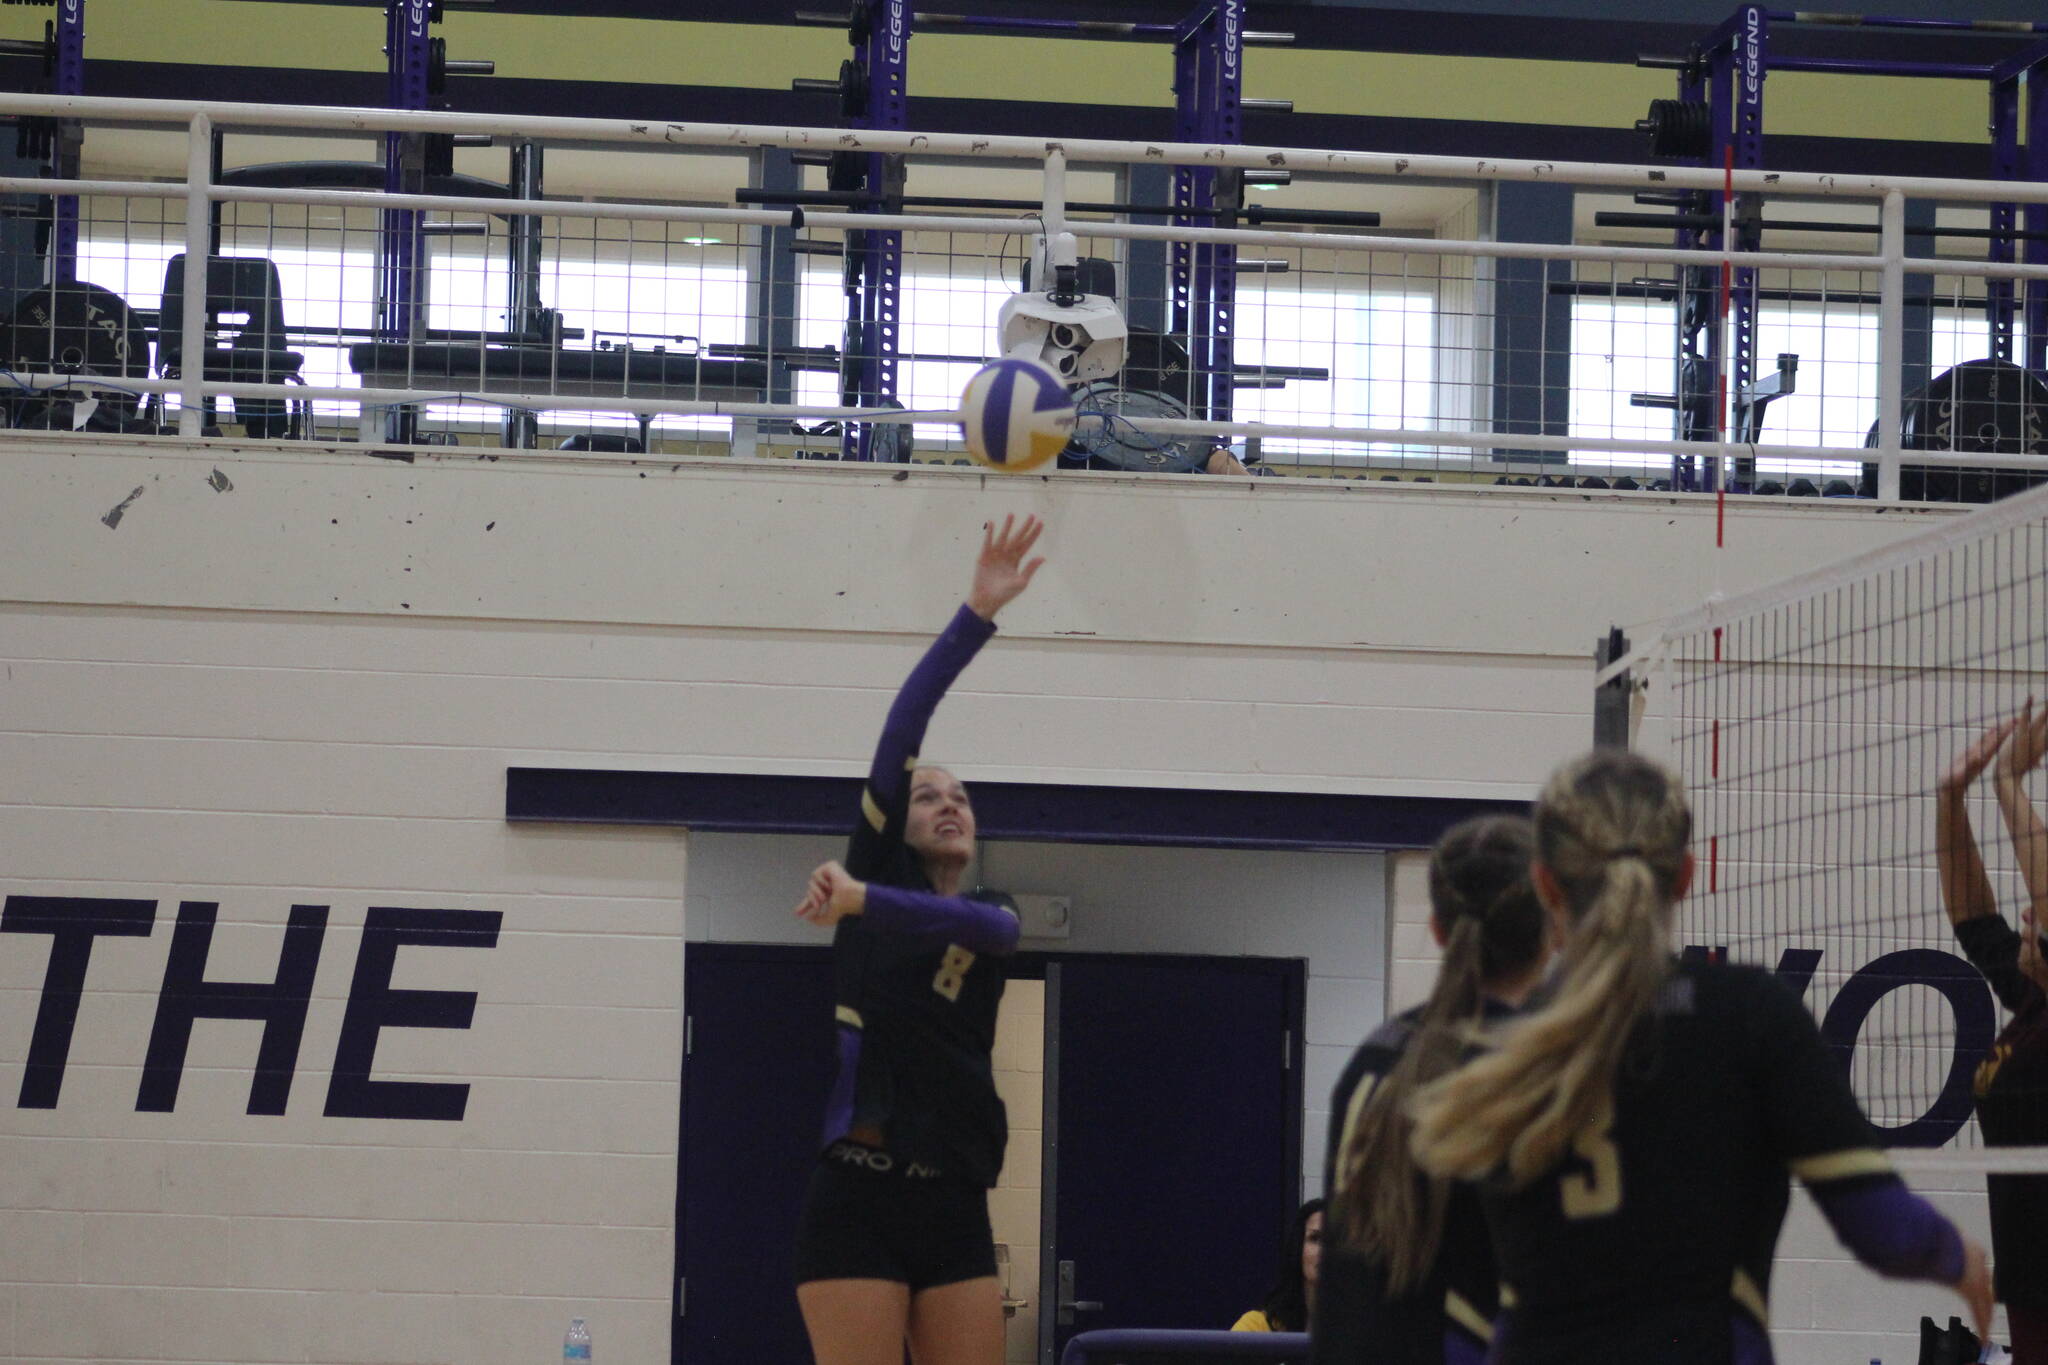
1059;1329;1311;1365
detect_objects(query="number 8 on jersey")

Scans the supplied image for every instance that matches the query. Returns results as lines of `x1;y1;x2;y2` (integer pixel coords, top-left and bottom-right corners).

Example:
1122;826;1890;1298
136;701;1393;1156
933;945;976;1002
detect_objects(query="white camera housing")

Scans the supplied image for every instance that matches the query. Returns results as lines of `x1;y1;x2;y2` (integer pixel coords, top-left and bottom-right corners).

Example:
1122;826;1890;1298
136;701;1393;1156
998;292;1128;384
996;230;1128;383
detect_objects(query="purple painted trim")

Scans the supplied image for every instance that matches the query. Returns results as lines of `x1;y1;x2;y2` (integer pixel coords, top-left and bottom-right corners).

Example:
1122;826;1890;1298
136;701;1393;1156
505;767;1527;853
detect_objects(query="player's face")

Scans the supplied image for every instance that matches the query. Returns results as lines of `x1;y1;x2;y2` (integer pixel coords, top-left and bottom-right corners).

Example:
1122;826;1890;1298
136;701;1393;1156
1301;1209;1323;1287
905;766;976;866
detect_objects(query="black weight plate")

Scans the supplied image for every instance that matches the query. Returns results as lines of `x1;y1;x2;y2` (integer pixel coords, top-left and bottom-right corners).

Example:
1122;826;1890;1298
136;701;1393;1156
1120;327;1197;408
1902;358;2048;455
1;281;150;422
1866;358;2048;504
839;58;868;120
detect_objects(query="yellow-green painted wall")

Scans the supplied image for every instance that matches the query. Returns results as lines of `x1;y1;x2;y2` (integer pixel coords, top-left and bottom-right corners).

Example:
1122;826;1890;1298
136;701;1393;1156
0;1;1992;145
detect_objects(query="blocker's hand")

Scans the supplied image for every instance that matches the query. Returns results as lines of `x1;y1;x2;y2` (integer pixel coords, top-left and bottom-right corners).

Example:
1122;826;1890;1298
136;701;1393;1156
794;861;868;927
1941;716;2020;797
966;514;1046;622
1998;698;2048;786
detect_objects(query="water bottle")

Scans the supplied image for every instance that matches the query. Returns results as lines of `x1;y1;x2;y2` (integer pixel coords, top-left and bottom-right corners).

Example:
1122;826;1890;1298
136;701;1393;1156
564;1317;592;1364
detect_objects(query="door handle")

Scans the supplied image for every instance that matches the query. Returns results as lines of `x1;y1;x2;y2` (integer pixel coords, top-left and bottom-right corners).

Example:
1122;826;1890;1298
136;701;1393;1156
1056;1260;1103;1326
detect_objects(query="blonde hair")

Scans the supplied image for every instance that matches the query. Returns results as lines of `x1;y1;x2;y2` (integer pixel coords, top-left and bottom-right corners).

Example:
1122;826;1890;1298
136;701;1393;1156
1329;816;1543;1293
1409;750;1691;1188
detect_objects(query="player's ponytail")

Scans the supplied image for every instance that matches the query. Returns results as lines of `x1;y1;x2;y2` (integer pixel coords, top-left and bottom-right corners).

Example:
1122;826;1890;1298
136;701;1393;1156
1330;815;1543;1292
1410;750;1691;1188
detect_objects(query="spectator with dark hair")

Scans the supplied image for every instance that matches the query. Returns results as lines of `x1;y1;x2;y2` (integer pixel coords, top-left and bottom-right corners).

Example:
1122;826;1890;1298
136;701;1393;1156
1233;1198;1325;1334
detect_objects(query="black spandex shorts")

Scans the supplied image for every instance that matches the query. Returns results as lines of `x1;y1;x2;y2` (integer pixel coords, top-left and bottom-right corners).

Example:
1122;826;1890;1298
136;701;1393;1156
793;1141;997;1291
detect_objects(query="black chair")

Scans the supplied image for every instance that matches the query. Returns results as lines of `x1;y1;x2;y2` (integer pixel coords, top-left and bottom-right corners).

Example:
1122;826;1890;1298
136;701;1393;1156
157;255;307;438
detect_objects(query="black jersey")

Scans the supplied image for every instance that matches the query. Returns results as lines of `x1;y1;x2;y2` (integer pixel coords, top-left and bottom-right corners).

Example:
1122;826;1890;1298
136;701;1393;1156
1476;962;1897;1365
1955;914;2048;1309
1315;1001;1513;1365
821;605;1014;1188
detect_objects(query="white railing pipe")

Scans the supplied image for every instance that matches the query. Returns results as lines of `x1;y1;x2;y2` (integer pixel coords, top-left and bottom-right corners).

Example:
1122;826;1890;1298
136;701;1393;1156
17;174;2048;288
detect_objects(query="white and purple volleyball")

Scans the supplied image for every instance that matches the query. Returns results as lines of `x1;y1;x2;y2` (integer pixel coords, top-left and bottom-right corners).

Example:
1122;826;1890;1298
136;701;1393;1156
959;357;1076;472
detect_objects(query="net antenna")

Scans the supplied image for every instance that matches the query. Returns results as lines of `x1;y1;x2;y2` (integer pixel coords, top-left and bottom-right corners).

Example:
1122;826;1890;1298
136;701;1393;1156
1603;484;2048;1172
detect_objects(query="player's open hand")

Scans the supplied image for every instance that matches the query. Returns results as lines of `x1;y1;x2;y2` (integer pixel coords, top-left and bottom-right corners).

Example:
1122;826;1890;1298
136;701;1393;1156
966;514;1047;621
1998;698;2048;787
794;860;868;927
1954;1237;1994;1341
1941;716;2021;796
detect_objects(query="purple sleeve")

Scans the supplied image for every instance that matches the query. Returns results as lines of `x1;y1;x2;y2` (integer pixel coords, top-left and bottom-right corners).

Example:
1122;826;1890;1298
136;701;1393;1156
861;884;1021;954
1444;1321;1488;1365
870;605;995;801
846;605;996;880
1809;1176;1965;1283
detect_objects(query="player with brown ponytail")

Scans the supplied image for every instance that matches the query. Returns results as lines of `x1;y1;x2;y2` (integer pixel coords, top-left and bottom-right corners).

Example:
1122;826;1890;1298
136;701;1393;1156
1315;814;1550;1365
1410;749;1991;1365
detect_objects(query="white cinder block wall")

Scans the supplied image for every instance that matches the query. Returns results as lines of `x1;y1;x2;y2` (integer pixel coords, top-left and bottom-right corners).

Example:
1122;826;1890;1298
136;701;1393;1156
0;436;1983;1364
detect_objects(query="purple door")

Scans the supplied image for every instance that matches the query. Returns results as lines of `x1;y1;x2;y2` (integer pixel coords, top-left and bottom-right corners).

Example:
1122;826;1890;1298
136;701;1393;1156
1042;957;1305;1363
676;945;836;1365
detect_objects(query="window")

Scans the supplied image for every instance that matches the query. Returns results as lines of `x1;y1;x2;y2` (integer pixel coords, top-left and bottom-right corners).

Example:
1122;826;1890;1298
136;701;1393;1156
1233;284;1435;461
1570;294;1994;475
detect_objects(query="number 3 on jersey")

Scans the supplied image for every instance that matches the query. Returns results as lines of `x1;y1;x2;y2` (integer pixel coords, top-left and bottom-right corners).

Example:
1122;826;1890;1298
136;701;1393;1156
1561;1114;1622;1219
933;944;976;1001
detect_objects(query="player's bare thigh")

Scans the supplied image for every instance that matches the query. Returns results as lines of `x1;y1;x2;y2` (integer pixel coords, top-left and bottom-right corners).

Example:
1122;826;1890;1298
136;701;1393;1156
799;1277;913;1365
908;1275;1005;1365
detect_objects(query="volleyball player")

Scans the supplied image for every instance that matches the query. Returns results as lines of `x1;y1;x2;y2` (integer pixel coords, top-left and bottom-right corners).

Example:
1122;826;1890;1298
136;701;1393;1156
791;514;1044;1365
1937;703;2048;1364
1409;749;1992;1365
1315;815;1551;1365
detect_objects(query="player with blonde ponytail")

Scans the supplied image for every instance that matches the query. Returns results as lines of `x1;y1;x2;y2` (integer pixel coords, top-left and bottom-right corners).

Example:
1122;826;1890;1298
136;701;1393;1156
1410;749;1992;1365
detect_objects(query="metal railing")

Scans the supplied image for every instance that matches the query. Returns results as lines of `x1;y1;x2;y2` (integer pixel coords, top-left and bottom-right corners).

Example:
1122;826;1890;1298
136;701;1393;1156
0;91;2044;498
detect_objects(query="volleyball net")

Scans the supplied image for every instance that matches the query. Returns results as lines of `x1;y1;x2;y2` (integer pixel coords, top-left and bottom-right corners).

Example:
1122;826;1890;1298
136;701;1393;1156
1611;481;2048;1154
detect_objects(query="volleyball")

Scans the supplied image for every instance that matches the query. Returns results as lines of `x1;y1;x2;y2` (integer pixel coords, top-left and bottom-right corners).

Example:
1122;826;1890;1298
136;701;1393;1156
959;357;1076;472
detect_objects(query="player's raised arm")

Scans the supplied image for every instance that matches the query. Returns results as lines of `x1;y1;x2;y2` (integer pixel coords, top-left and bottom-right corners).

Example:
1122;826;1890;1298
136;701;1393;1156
845;515;1045;884
1936;717;2018;929
1940;714;2044;1017
1995;700;2048;920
